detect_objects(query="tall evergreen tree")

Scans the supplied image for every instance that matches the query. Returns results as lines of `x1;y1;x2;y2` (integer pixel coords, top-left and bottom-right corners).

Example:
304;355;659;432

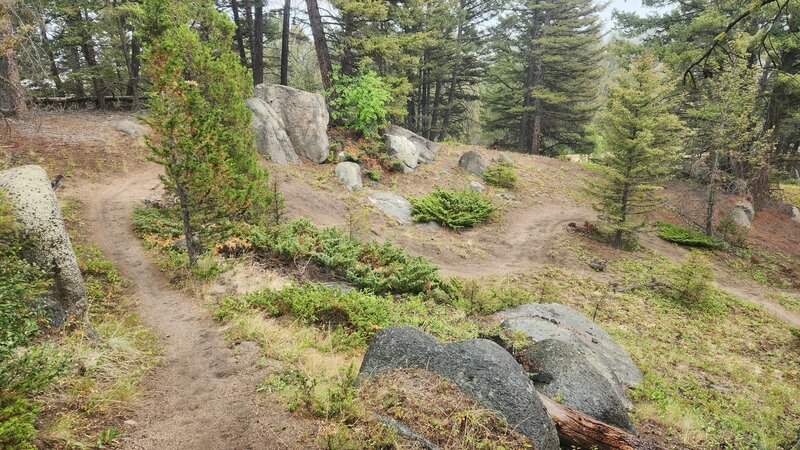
590;55;684;248
142;0;271;266
484;0;604;155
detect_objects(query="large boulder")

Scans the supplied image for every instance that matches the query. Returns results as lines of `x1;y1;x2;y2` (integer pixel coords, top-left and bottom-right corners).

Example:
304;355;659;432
245;98;299;165
359;327;560;450
459;151;488;177
245;98;300;164
525;339;637;433
385;124;441;164
729;208;751;229
253;84;330;163
335;162;362;192
784;204;800;223
385;135;419;173
735;201;755;222
368;191;412;224
497;303;642;403
0;165;88;326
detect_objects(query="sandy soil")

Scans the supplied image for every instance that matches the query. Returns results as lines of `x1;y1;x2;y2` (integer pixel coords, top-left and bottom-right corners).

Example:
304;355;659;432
79;166;318;449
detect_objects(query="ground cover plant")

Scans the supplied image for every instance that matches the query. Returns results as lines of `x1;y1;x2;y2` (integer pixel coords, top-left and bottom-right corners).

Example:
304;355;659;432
656;221;726;249
483;162;518;189
409;188;495;230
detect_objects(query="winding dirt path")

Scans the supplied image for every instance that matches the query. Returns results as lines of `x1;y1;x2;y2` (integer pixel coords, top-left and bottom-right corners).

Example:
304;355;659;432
81;166;315;449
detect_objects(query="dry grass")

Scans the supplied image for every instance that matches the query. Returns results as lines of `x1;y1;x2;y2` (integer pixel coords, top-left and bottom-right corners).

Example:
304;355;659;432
358;368;534;450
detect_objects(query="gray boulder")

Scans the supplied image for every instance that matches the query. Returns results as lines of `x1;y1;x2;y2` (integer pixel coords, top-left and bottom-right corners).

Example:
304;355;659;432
735;201;755;222
245;98;300;165
0;165;88;326
385;134;419;173
335;162;362;192
385;124;441;164
459;151;488;177
116;120;148;139
492;153;515;165
369;191;412;223
359;327;559;450
498;303;642;402
253;84;329;163
729;208;751;229
783;204;800;223
524;339;636;433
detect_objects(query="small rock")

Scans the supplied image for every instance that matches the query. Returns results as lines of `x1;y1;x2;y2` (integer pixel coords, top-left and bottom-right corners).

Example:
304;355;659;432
116;120;148;139
335;162;363;192
123;420;138;427
492;153;515;165
459;151;488;177
500;193;516;201
468;181;486;193
172;238;187;251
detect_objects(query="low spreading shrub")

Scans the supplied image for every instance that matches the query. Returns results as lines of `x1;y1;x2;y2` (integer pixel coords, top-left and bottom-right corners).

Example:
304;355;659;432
483;162;518;189
410;188;495;230
656;221;725;249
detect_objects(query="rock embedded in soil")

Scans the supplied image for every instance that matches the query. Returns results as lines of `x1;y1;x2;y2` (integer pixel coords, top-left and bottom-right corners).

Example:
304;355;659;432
468;181;486;193
0;165;88;326
497;303;643;397
245;97;299;165
459;151;488;177
253;84;330;163
524;338;637;433
358;326;560;450
369;191;413;224
385;134;420;173
729;207;752;228
116;119;149;139
335;162;363;192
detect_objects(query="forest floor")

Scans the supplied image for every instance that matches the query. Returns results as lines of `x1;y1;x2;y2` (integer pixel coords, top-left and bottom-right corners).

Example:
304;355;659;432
4;111;800;448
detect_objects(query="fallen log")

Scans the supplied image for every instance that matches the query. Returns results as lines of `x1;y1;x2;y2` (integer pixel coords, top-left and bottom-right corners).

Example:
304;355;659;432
537;393;664;450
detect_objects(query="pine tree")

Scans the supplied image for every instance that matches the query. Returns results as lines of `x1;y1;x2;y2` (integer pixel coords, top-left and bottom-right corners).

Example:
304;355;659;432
142;0;271;266
484;0;604;155
590;55;685;248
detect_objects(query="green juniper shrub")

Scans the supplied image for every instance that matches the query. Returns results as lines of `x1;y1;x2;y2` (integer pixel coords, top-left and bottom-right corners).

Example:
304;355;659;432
329;68;393;139
447;278;534;315
656;221;726;249
714;215;747;247
364;169;382;182
668;252;717;310
410;188;496;230
483;162;518;189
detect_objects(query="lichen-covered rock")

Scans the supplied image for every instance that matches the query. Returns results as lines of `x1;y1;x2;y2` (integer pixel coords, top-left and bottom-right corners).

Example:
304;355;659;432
525;339;637;433
369;191;412;223
253;84;329;163
459;151;488;177
335;162;362;192
498;303;642;403
359;326;560;450
245;98;299;165
0;165;87;326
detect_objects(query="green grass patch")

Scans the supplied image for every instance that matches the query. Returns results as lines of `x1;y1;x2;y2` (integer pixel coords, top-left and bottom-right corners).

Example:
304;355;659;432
410;188;495;230
656;221;725;249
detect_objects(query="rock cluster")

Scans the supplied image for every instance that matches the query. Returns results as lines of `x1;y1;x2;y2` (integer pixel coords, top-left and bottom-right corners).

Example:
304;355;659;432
0;165;88;326
246;84;330;164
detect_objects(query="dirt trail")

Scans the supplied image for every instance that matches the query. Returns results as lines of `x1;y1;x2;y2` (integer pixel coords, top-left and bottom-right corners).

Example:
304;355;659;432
81;166;316;450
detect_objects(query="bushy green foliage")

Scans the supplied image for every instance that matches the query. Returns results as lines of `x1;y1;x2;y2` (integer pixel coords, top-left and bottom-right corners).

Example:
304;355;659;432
410;188;495;230
329;68;393;139
252;219;441;295
656;221;725;249
483;162;518;189
668;253;717;309
447;278;534;314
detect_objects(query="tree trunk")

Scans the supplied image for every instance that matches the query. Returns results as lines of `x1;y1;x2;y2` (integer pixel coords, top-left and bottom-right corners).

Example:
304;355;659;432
280;0;290;85
72;10;106;109
38;15;64;96
176;181;199;267
0;8;27;117
305;0;332;90
438;0;464;141
705;149;720;236
537;393;662;450
67;46;86;98
430;79;442;141
127;35;141;106
252;0;264;85
231;0;248;68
